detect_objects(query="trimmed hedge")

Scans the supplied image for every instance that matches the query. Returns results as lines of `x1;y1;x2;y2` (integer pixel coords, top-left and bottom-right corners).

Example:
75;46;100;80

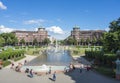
0;49;25;61
85;50;116;67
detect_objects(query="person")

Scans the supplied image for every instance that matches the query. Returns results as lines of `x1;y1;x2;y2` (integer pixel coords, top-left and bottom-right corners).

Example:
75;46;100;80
25;68;29;73
30;69;33;78
24;60;27;65
79;65;82;73
69;63;73;71
52;71;56;81
0;60;3;69
73;64;75;70
64;66;70;72
86;64;91;71
15;65;19;72
11;62;14;69
48;66;51;74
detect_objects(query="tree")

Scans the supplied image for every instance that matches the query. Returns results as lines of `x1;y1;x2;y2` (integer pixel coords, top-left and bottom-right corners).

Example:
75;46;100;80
33;38;38;46
103;17;120;52
20;38;25;46
86;38;90;45
0;36;5;46
66;37;74;45
59;40;65;45
103;32;119;52
97;36;104;46
109;18;120;32
6;37;12;45
43;38;51;45
80;38;84;45
0;33;18;46
92;37;97;46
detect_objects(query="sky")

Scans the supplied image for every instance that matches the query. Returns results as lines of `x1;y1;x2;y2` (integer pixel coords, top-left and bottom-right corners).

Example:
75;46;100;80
0;0;120;39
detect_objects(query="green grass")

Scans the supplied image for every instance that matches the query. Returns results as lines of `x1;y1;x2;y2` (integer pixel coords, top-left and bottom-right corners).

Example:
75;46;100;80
14;56;26;61
70;47;86;56
3;60;11;67
25;48;42;55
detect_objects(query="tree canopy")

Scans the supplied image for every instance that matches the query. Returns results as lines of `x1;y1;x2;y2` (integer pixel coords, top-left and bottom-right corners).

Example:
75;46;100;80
0;33;18;46
103;17;120;52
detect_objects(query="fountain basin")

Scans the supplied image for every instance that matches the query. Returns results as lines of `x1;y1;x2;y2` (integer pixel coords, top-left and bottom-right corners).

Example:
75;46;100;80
21;65;68;72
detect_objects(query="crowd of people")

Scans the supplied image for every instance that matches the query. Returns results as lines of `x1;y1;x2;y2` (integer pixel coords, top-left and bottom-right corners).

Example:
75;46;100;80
10;59;28;72
64;61;92;74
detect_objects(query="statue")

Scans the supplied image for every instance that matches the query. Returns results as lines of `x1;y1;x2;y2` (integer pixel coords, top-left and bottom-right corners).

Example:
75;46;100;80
115;58;120;80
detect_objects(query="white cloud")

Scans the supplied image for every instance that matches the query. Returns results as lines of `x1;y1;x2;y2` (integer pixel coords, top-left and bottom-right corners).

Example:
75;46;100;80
0;25;14;33
105;27;110;32
24;19;45;25
46;26;64;34
0;1;7;10
0;25;26;33
34;28;38;31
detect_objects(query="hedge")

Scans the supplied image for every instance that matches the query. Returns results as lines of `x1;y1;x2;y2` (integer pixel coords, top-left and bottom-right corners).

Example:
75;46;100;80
0;49;25;61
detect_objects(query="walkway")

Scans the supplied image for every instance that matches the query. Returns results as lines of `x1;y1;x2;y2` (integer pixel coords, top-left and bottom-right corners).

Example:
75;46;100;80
0;55;119;83
5;54;37;69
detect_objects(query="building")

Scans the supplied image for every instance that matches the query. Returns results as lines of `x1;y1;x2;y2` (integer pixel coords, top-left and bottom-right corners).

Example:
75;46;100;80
70;26;106;45
13;28;48;46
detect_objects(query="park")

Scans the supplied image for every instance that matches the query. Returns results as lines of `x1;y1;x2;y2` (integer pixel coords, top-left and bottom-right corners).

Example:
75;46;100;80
0;18;120;83
0;0;120;83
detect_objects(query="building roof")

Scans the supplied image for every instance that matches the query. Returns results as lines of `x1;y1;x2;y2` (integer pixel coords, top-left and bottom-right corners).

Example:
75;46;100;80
12;30;37;33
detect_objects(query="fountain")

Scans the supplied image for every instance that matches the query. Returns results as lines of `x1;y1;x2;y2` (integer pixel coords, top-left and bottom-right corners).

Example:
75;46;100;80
21;39;75;73
41;64;48;71
55;39;58;52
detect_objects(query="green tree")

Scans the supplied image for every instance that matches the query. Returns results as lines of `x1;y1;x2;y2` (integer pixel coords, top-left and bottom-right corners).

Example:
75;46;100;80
86;38;90;45
43;38;51;45
0;33;18;46
103;17;120;52
80;38;84;45
66;37;77;45
20;38;25;46
97;36;104;46
33;38;38;46
92;37;97;46
6;37;12;45
0;36;5;46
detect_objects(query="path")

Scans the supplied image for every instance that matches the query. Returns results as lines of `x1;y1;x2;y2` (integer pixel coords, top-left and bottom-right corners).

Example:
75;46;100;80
0;55;119;83
5;54;37;69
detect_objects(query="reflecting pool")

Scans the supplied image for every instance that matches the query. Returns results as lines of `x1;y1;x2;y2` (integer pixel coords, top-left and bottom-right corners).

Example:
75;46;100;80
26;50;74;66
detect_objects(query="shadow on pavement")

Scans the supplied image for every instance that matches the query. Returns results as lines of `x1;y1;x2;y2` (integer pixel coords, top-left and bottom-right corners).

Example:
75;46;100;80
49;77;55;81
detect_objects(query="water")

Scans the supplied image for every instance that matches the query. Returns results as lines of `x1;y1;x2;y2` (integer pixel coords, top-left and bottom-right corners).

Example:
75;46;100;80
26;50;74;66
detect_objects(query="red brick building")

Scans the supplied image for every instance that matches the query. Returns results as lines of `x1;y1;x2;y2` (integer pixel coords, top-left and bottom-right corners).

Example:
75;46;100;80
13;28;48;46
70;26;106;45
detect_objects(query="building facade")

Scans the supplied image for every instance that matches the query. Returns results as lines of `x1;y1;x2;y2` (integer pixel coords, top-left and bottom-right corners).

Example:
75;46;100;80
70;26;105;45
13;28;48;45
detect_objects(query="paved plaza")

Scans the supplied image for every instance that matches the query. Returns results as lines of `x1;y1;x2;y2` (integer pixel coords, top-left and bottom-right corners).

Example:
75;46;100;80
0;55;120;83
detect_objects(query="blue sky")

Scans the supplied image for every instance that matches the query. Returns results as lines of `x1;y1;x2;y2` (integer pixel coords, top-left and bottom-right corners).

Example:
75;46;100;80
0;0;120;39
